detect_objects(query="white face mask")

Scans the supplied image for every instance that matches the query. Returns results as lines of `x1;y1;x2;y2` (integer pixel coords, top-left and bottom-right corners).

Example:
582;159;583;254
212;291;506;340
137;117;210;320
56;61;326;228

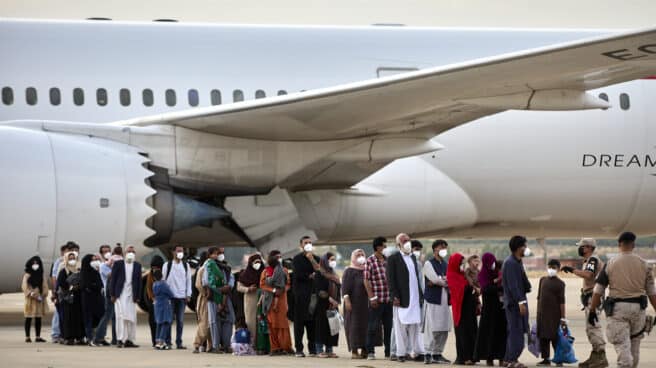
91;260;101;270
103;252;111;260
125;252;135;263
329;260;337;269
176;252;184;260
68;259;77;266
547;268;558;277
31;264;40;271
303;243;313;252
252;262;261;270
412;250;421;258
402;241;412;253
523;247;532;257
356;256;366;265
438;249;448;258
217;254;225;262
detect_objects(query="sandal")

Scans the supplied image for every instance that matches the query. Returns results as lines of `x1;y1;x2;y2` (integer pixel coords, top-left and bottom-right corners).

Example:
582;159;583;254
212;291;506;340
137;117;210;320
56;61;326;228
329;353;338;358
318;352;330;358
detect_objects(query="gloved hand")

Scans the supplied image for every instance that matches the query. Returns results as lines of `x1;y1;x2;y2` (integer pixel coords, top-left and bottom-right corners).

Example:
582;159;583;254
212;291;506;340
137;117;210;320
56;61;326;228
588;311;599;326
561;266;574;273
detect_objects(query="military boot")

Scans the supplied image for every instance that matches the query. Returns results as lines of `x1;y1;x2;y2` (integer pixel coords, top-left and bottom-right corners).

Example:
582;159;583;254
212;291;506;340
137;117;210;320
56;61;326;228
587;350;609;368
578;350;594;368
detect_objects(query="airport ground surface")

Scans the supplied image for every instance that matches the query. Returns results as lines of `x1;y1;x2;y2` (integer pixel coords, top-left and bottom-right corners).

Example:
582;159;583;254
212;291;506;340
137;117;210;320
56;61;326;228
1;277;655;367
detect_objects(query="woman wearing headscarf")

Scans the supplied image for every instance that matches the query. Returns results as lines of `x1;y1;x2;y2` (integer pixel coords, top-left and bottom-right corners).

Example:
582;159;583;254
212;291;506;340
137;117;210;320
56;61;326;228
314;252;341;358
192;251;212;353
22;256;49;342
259;250;293;355
474;253;507;366
57;251;85;344
237;254;264;344
342;249;368;359
142;255;165;348
447;253;478;365
80;254;105;346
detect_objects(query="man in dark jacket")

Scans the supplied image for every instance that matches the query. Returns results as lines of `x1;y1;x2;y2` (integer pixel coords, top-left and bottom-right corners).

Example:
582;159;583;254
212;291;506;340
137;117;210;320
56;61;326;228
292;236;320;357
387;233;424;362
109;245;142;348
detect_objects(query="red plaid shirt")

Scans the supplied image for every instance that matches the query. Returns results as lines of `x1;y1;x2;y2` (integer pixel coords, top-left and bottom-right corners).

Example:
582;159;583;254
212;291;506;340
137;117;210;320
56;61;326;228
364;254;390;303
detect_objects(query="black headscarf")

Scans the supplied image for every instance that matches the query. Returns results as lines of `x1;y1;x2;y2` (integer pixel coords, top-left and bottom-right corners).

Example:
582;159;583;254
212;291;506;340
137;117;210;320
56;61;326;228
80;254;103;292
150;255;164;269
24;256;44;293
239;254;264;287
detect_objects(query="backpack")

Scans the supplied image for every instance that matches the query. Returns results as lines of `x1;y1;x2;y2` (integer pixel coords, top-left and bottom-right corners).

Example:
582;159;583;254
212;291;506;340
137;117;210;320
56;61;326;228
165;260;188;280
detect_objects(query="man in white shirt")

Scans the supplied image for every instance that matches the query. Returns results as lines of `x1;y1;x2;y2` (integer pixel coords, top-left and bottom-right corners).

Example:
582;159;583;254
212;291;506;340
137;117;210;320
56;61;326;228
162;245;192;349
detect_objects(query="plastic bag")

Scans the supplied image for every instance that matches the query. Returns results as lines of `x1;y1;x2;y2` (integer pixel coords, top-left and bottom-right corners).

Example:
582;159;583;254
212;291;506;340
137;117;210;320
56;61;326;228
327;310;342;336
527;322;540;358
553;326;577;364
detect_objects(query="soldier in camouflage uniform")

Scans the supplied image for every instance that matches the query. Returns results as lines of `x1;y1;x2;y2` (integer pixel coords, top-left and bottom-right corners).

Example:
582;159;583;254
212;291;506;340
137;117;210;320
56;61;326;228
589;232;656;368
562;238;607;368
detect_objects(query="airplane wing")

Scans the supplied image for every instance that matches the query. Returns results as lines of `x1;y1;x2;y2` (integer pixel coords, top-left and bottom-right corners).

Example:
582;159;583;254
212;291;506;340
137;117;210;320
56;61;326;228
117;26;656;143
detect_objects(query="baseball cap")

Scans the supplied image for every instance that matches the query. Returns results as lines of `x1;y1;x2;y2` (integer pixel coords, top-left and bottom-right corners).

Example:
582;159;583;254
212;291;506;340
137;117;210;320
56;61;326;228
576;238;597;247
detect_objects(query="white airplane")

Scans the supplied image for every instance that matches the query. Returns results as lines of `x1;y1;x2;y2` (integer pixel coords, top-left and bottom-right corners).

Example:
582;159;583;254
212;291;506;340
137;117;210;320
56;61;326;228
1;18;655;292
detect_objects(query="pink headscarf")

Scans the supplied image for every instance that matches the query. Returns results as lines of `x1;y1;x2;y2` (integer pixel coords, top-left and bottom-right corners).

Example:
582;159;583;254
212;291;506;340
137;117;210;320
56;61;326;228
349;249;366;270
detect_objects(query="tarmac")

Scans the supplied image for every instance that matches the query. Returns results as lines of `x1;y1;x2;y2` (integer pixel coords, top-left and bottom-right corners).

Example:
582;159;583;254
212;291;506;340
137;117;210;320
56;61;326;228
1;277;656;368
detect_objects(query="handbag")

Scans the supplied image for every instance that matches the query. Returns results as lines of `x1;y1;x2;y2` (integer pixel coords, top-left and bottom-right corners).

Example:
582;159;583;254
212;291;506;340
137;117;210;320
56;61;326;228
326;310;342;336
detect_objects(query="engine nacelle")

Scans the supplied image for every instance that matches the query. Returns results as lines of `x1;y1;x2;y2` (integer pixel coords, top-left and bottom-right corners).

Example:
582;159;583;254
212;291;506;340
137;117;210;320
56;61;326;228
0;126;156;292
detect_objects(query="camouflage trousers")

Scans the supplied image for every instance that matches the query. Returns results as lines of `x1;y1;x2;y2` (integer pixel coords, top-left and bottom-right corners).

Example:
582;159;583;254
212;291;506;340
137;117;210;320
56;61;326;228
607;302;646;368
585;300;606;352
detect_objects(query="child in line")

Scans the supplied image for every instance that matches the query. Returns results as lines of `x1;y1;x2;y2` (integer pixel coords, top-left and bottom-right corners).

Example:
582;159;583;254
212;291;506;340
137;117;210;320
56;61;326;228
153;269;174;350
465;255;482;314
231;319;255;356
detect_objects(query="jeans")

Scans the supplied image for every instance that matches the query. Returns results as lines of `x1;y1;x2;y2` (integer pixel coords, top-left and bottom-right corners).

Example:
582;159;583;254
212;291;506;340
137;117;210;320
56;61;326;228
366;302;393;356
171;298;186;347
94;295;114;343
156;322;171;344
316;343;333;354
51;305;60;338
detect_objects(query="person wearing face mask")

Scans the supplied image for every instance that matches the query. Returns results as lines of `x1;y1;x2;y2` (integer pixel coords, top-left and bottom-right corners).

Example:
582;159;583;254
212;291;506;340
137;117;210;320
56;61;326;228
501;235;533;368
57;251;85;345
191;251;211;353
205;247;235;353
142;255;165;348
94;245;122;346
313;252;341;358
260;250;293;355
109;245;143;348
80;254;106;346
474;252;507;367
364;236;393;360
447;253;477;365
292;235;321;357
341;249;369;359
50;244;68;343
561;238;607;368
22;255;49;343
202;247;223;353
386;233;424;363
237;254;265;346
161;245;192;350
422;240;452;365
536;259;567;366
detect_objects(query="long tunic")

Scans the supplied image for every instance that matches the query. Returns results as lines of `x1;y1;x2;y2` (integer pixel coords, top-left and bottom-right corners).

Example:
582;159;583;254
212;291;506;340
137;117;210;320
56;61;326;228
115;262;137;323
342;267;368;351
399;253;421;324
237;281;259;342
455;285;478;363
260;269;292;352
314;272;340;347
536;276;565;340
423;260;451;332
474;283;507;361
21;274;48;318
193;265;211;347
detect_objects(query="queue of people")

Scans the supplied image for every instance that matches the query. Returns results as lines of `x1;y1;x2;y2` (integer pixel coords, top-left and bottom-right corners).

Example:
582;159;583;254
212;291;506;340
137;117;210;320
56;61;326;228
21;231;656;368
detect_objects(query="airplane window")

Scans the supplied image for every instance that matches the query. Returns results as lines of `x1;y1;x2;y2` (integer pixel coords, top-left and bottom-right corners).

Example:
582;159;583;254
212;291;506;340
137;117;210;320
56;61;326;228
210;89;221;105
255;90;266;99
598;93;608;101
73;88;84;106
120;88;131;106
142;89;154;106
233;89;244;102
188;89;199;107
165;89;176;106
97;88;108;106
2;87;13;105
25;87;38;105
277;90;287;96
619;93;630;110
49;88;61;106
